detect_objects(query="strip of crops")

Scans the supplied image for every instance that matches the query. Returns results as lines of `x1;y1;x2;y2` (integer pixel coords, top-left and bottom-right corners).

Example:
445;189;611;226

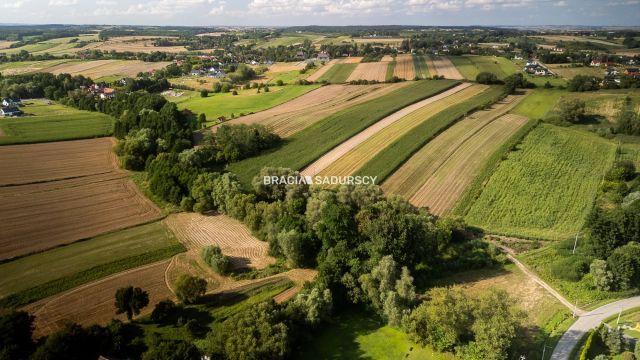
228;80;459;187
385;60;396;81
0;112;113;145
452;118;539;216
450;55;519;80
317;63;358;83
464;124;617;240
413;55;430;79
354;86;506;183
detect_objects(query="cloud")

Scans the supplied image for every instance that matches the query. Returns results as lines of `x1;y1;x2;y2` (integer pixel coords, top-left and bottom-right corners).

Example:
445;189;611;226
406;0;534;12
121;0;214;16
606;0;639;5
553;0;567;6
209;0;226;15
2;0;28;8
247;0;396;16
49;0;78;5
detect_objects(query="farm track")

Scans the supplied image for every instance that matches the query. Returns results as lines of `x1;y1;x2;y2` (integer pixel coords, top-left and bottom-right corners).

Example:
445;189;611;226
0;137;122;186
383;94;529;214
211;83;409;137
301;83;472;176
393;54;416;80
346;62;389;82
310;84;485;177
165;213;275;270
430;56;465;79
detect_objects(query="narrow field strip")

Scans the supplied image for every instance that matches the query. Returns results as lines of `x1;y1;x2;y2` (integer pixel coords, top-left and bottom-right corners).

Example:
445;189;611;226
315;84;487;177
409;114;530;215
228;80;460;187
414;55;430;79
306;59;340;82
393;54;416;80
382;94;526;202
317;63;357;83
302;83;472;176
431;56;465;79
212;83;409;137
354;86;507;182
346;62;389;82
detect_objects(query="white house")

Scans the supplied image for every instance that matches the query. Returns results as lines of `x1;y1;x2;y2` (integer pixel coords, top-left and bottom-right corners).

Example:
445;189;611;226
0;106;23;117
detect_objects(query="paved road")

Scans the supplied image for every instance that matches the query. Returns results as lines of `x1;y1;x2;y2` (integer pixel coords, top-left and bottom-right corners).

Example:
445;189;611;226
550;296;640;360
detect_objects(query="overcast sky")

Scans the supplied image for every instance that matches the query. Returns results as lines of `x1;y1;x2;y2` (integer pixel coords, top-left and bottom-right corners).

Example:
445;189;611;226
0;0;638;27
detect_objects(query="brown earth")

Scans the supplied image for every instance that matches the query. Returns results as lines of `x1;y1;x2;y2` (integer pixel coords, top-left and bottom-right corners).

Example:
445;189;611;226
209;82;409;137
430;56;465;80
346;62;389;82
341;56;363;64
0;137;121;186
23;260;174;338
393;54;416;80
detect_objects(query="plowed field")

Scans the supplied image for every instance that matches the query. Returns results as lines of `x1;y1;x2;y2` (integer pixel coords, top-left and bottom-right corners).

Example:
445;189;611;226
346;62;389;82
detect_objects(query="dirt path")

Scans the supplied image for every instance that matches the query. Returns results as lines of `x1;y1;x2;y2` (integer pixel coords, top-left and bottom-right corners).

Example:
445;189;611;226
301;83;472;177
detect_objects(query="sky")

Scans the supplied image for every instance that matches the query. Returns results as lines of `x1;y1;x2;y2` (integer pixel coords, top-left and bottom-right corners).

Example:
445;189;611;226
0;0;639;27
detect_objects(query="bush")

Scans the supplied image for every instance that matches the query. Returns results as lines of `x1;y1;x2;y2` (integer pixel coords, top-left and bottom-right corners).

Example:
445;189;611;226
550;256;590;281
476;72;500;85
232;90;238;95
200;89;208;97
175;275;207;304
201;245;231;275
151;300;178;324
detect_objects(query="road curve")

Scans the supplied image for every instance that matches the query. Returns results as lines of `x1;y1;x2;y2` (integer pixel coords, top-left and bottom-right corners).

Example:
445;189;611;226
550;296;640;360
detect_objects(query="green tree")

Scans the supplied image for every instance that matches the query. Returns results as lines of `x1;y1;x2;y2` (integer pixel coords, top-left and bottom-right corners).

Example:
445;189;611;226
590;259;614;291
476;72;499;84
114;286;149;321
607;242;640;290
150;300;178;324
175;275;207;304
202;245;231;275
0;310;34;360
200;89;208;97
558;98;586;124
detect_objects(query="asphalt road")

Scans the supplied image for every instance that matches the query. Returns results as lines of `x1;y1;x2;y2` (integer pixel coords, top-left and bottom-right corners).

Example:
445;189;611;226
550;296;640;360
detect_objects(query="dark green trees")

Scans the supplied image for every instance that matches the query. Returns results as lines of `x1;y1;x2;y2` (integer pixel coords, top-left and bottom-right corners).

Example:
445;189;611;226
114;286;149;321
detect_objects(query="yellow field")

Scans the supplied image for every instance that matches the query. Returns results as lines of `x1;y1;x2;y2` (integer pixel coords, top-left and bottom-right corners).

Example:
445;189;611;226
346;62;389;82
383;94;530;215
393;54;416;80
47;60;171;78
316;84;488;177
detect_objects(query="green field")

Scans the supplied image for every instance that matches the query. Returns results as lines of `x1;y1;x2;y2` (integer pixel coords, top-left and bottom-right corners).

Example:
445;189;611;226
0;34;97;55
0;221;185;307
385;60;396;81
414;55;430;79
167;85;320;124
299;311;451;360
465;125;617;240
511;90;563;119
356;86;506;182
450;55;519;80
0;100;114;145
316;63;357;83
267;69;311;84
228;80;459;186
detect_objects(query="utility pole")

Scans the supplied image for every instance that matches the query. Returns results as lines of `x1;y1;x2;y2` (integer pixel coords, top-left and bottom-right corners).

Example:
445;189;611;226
573;299;579;318
573;231;580;254
617;306;624;326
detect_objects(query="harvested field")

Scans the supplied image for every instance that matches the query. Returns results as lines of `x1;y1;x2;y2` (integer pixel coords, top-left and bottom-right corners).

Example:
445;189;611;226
385;112;529;215
47;59;171;78
393;54;416;80
266;61;307;73
346;62;389;82
306;59;340;82
166;213;274;270
214;83;409;137
24;260;173;337
0;40;16;49
382;94;527;212
430;56;465;80
313;84;485;177
341;57;363;64
381;55;394;62
0;137;121;186
81;36;199;54
0;177;162;260
302;83;472;176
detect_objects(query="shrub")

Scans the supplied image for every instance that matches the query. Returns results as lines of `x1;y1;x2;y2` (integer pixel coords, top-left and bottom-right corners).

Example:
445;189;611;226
200;89;208;97
550;256;589;281
175;275;207;304
151;299;178;324
201;245;231;275
476;72;499;85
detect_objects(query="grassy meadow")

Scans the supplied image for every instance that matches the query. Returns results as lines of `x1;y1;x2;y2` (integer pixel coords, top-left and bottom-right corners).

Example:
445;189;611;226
0;100;113;145
229;80;459;186
511;90;564;119
450;55;519;80
0;221;185;307
316;63;357;83
167;85;320;124
465;124;617;240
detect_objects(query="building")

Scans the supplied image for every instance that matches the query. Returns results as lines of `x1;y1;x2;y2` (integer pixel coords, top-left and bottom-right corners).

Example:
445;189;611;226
0;106;23;117
295;50;307;60
590;60;602;67
99;88;116;99
1;98;22;107
317;51;330;61
626;68;640;77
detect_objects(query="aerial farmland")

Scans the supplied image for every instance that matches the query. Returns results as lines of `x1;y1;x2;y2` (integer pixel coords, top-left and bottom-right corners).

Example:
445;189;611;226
1;16;640;360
